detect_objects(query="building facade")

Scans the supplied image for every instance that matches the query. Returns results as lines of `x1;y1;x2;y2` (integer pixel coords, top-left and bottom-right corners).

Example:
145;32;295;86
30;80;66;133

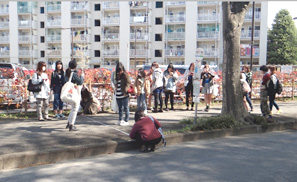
0;1;268;70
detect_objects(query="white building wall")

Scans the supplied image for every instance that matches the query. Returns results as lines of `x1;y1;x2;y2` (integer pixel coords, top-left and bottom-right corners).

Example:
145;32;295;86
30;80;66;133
185;2;197;65
119;2;130;70
259;1;268;66
9;2;18;64
61;1;71;66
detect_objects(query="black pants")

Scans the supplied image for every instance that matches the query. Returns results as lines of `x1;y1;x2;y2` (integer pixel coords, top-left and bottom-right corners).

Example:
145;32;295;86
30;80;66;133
136;134;162;148
185;85;194;108
164;91;174;109
153;87;163;109
269;93;279;111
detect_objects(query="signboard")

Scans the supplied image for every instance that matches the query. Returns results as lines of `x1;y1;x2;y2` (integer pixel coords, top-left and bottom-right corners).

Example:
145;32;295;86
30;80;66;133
193;48;203;97
281;65;293;74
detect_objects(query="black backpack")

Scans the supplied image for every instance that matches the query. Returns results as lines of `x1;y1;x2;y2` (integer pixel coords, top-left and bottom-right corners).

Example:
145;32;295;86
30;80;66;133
276;79;283;95
267;76;282;95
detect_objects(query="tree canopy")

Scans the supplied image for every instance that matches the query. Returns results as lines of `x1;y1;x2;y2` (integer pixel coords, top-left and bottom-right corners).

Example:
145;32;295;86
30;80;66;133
267;9;297;65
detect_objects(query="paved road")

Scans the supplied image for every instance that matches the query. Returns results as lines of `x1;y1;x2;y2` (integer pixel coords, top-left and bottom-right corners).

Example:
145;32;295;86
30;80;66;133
1;130;296;182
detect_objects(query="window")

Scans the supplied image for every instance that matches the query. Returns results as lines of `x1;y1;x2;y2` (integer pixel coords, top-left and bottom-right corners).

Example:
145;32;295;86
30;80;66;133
40;36;45;43
40;51;45;57
155;17;162;25
155;50;162;57
40;7;44;14
156;2;163;8
155;34;162;41
94;4;100;11
40;21;44;28
95;50;100;57
94;20;100;26
94;35;100;42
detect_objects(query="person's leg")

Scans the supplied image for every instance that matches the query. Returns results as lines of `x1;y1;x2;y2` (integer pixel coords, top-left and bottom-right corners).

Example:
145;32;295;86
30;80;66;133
208;94;212;106
148;93;152;109
269;95;274;111
116;98;123;121
271;93;280;111
140;93;147;113
53;94;59;116
36;98;43;120
245;92;253;111
260;90;270;117
190;86;194;109
243;96;249;111
185;86;190;109
43;98;49;119
123;97;129;122
153;91;158;112
69;101;79;125
58;94;64;115
164;91;169;110
137;95;141;111
170;91;174;109
159;89;163;110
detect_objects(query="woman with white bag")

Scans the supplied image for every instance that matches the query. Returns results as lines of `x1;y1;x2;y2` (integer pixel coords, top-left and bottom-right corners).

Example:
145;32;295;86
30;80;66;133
63;60;84;131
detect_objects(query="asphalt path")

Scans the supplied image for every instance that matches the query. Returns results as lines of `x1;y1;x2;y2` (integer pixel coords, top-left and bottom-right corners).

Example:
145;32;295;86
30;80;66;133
1;130;297;182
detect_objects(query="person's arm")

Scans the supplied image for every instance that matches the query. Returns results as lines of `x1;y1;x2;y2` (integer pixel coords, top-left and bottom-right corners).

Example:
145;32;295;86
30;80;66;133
73;72;84;85
129;125;138;139
152;116;161;129
32;72;43;85
262;74;270;85
50;72;54;90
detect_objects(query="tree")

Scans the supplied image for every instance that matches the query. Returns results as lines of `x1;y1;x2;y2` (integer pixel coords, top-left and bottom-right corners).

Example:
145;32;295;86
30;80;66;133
267;9;297;65
222;2;253;123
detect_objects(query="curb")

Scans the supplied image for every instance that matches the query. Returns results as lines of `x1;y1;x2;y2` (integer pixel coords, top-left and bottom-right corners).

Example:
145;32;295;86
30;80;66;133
1;121;297;171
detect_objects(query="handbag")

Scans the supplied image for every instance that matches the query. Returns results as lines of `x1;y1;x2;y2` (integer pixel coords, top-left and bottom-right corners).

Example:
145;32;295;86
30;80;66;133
111;92;119;113
61;72;79;104
127;85;134;94
27;73;43;93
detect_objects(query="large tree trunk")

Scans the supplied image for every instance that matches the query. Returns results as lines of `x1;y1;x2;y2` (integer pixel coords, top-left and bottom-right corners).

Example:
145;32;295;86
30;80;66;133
222;2;252;123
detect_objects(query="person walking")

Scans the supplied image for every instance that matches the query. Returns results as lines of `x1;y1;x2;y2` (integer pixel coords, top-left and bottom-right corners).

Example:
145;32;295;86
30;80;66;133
268;66;282;114
241;65;253;111
135;68;149;115
259;65;271;118
201;64;215;112
65;60;84;131
183;62;195;110
32;61;51;121
151;62;164;113
146;68;153;111
130;110;162;152
112;62;131;126
240;73;251;111
50;60;66;119
163;63;178;111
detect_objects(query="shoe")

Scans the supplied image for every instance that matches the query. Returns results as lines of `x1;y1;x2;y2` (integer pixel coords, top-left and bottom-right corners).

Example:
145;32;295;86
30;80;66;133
38;118;45;121
66;123;70;129
139;145;148;152
204;105;209;112
69;125;77;131
276;109;282;114
158;109;163;112
54;114;60;118
118;120;124;125
152;109;158;113
270;111;274;115
165;108;169;111
186;107;189;110
45;117;52;121
191;107;194;111
170;107;174;111
150;145;156;152
144;110;148;116
59;114;66;118
120;120;129;126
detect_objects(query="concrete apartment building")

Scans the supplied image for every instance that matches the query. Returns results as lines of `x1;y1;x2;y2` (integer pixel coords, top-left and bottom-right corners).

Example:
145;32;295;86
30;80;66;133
0;1;268;70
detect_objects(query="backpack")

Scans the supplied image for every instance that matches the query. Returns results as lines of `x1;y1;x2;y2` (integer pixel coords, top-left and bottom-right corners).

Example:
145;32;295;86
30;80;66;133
276;79;283;95
267;75;282;95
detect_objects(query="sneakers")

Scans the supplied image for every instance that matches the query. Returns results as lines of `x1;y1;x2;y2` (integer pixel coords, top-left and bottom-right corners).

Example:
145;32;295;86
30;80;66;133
59;114;66;118
276;109;282;114
158;109;163;112
119;120;129;126
152;109;158;113
69;125;77;131
204;105;209;112
54;114;60;119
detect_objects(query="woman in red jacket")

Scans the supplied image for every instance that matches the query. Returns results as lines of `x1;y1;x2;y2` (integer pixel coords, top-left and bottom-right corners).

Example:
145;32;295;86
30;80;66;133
130;110;162;152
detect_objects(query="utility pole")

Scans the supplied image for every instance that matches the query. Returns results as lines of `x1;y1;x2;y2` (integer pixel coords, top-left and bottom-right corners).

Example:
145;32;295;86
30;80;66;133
249;1;255;99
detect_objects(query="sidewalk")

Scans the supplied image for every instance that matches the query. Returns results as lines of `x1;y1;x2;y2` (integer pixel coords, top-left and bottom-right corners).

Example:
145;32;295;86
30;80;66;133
0;101;296;170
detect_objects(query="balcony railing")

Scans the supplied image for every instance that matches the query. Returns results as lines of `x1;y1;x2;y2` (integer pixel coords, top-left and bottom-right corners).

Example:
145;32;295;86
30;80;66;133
165;49;185;56
130;49;148;57
73;34;89;42
47;49;62;57
103;49;119;56
130;33;149;40
0;36;9;42
18;6;31;13
166;15;186;23
47;4;61;12
103;33;119;40
197;31;219;39
0;8;9;14
18;35;30;42
71;18;87;26
202;48;219;57
102;17;120;25
0;50;9;57
18;20;31;27
130;16;148;24
102;2;119;9
47;35;61;42
198;1;218;5
197;13;218;21
241;30;260;38
166;2;186;6
0;22;9;28
19;50;31;56
167;32;185;40
129;1;149;8
73;50;89;57
71;2;88;10
47;19;61;27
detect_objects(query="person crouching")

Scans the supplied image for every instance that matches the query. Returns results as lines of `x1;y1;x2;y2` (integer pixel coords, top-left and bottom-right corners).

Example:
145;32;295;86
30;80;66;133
130;110;162;152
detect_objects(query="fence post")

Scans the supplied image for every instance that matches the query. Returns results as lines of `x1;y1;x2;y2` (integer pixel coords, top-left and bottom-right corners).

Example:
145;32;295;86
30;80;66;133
24;83;28;113
292;77;295;100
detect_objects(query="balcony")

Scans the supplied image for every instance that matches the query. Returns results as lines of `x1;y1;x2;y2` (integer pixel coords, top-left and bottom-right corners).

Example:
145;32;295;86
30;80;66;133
102;2;119;9
71;2;88;10
0;22;9;29
18;35;30;42
47;35;61;42
129;1;149;8
0;7;9;14
166;2;186;6
102;17;120;25
47;4;61;12
165;49;185;56
130;16;148;24
0;36;9;42
166;15;186;23
73;50;89;58
18;20;31;28
197;31;219;39
103;33;119;41
19;50;30;57
47;19;61;27
130;49;148;57
73;34;90;42
198;1;218;5
47;49;62;57
203;48;219;57
103;49;119;57
197;13;219;21
245;12;261;20
130;33;149;40
241;30;260;39
0;50;9;57
167;32;185;40
18;6;31;14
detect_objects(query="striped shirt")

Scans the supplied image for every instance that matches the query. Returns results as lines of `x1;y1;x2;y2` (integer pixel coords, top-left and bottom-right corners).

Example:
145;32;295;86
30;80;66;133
116;80;127;99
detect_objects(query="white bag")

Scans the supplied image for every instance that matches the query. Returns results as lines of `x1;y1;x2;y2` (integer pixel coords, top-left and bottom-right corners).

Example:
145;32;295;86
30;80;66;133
111;93;118;113
61;72;79;105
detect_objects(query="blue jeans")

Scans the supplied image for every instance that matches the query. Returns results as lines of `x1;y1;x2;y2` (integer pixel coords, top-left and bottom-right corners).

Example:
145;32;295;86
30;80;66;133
117;97;129;122
137;93;147;112
53;93;63;110
269;93;279;111
243;92;253;110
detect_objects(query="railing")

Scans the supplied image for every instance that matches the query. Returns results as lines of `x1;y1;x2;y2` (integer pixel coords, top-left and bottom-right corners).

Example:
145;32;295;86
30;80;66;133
73;34;89;42
19;50;31;56
0;22;9;28
18;6;31;13
102;17;120;25
129;1;149;8
103;33;119;40
73;50;89;57
197;13;218;21
245;12;261;20
71;2;88;10
103;49;119;56
197;31;219;39
165;49;185;56
130;49;148;57
202;48;219;57
102;2;119;9
167;32;185;40
47;35;61;42
166;15;186;23
198;1;218;4
71;18;87;26
0;36;9;42
130;33;149;40
241;30;260;38
47;50;62;57
0;50;9;57
18;35;30;42
47;19;61;27
18;20;31;27
166;1;186;6
0;8;9;14
130;16;148;24
47;4;61;12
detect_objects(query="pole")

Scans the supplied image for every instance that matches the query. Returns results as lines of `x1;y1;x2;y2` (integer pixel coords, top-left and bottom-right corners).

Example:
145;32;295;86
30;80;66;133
71;28;74;60
135;28;136;69
249;1;255;98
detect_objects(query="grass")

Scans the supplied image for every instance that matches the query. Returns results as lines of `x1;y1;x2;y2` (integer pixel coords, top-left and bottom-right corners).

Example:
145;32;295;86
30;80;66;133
0;110;71;119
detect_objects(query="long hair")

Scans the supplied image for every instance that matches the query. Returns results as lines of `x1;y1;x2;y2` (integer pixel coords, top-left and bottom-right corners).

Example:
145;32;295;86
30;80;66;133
135;110;145;122
242;65;250;72
269;66;276;75
115;62;126;81
189;62;194;70
66;60;77;77
55;60;64;73
166;63;175;72
36;61;46;72
137;68;145;79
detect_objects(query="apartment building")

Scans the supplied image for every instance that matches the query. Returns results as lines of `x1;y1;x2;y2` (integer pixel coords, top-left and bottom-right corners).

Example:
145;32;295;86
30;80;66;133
0;1;268;70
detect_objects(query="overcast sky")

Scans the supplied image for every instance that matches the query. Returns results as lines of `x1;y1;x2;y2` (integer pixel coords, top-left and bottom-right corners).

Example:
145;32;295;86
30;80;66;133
268;1;297;28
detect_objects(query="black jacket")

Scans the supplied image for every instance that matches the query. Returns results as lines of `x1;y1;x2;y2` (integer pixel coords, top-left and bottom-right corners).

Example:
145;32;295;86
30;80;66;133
50;71;65;94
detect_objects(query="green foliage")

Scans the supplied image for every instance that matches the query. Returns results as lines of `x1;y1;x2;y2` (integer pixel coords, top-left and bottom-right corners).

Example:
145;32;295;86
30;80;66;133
267;9;297;65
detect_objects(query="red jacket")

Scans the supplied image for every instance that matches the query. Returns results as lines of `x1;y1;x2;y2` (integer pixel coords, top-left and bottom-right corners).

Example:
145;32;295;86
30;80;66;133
130;116;161;141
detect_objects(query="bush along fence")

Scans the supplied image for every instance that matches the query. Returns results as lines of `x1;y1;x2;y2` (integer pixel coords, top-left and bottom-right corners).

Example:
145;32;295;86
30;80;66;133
0;67;296;113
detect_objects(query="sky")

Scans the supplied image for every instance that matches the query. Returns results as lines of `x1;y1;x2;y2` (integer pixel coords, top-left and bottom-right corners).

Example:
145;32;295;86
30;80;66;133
268;1;297;29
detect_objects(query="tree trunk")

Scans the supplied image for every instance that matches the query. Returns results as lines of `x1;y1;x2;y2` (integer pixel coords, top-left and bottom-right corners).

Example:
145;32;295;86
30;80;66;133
222;2;252;123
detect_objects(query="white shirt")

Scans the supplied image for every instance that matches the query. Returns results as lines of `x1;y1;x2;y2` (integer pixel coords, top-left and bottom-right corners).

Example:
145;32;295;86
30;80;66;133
32;72;50;99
